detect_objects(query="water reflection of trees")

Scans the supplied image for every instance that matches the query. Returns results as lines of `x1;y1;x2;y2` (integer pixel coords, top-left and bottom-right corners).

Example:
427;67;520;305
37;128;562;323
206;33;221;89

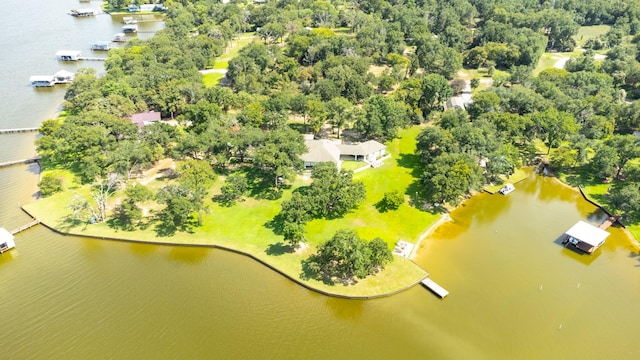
168;246;211;264
325;297;365;321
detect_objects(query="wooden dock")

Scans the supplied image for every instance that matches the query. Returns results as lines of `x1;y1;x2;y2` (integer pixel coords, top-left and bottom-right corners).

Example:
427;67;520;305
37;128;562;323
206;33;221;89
421;277;449;298
0;156;41;169
78;57;106;61
598;216;618;230
0;127;38;134
11;219;40;235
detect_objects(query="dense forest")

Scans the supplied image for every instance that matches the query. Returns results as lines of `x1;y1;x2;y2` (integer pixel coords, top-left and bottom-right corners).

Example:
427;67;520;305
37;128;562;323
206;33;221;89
38;0;640;239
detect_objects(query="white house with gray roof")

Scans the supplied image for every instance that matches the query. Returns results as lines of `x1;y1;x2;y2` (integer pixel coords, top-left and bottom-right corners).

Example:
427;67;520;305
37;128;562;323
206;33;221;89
300;138;387;170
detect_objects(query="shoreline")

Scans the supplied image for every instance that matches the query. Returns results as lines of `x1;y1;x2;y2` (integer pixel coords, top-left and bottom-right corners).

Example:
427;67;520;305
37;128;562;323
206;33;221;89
410;213;452;260
20;206;428;300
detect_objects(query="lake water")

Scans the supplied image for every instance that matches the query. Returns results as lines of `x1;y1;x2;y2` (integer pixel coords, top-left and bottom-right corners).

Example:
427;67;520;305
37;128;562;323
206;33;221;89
1;1;640;359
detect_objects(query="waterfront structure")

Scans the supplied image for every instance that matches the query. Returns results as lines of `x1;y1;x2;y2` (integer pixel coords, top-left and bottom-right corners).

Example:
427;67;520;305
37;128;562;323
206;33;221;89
499;183;515;195
122;16;137;24
29;75;55;87
52;70;74;84
562;220;610;254
0;228;15;254
69;8;98;17
122;25;138;34
55;50;82;61
112;33;127;42
90;41;111;51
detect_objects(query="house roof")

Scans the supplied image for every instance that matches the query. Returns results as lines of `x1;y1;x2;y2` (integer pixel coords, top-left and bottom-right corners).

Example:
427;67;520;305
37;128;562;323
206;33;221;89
301;139;340;164
339;140;386;156
131;111;161;127
445;97;466;110
0;228;14;243
565;221;610;247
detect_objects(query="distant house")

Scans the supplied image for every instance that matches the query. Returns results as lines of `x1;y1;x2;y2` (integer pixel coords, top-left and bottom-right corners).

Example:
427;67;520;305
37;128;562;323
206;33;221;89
0;228;15;254
300;138;387;170
445;97;467;110
128;4;140;12
131;111;161;128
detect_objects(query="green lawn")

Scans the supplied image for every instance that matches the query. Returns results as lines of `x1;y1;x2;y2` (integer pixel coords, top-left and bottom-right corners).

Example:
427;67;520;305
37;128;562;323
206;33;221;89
575;25;611;47
341;160;368;172
24;126;434;298
208;34;256;70
202;72;224;87
483;168;530;194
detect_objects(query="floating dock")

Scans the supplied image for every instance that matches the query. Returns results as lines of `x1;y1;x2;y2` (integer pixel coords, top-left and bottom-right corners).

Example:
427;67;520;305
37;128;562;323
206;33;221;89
421;277;449;298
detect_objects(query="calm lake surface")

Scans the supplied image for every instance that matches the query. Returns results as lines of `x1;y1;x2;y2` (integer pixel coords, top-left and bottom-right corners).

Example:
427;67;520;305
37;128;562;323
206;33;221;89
1;1;640;359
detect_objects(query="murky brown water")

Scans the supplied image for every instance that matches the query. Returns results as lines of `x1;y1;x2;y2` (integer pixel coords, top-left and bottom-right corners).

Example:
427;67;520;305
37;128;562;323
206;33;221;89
1;1;639;359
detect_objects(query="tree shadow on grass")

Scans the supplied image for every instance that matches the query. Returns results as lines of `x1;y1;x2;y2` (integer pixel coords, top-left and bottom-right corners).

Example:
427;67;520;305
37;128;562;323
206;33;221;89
300;256;335;286
153;217;198;237
396;153;423;178
264;213;285;236
57;215;87;233
265;242;295;256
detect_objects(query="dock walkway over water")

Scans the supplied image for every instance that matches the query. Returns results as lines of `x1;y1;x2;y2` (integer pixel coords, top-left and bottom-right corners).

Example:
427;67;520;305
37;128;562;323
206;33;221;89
11;219;40;235
421;278;449;298
0;127;38;134
598;216;618;230
0;156;41;169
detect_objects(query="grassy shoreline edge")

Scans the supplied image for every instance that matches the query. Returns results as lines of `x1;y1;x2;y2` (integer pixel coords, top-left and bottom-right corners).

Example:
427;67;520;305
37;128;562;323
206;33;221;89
20;205;428;299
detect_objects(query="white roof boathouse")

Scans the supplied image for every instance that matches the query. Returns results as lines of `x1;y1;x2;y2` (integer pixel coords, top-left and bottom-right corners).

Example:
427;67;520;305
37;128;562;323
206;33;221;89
53;70;74;84
0;228;16;254
56;50;82;61
29;75;55;87
562;220;610;254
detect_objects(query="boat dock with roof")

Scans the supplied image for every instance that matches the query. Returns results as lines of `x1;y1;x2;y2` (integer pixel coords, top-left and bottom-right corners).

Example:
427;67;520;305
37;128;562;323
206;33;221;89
562;220;611;254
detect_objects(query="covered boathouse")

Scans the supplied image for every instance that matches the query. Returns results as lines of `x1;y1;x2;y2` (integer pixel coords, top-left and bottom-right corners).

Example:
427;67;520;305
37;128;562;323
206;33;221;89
55;50;82;61
562;220;610;254
0;228;15;254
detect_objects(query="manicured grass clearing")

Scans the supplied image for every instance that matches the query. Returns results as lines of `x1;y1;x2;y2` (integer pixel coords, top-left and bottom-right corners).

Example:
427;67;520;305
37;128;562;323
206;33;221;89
483;168;530;193
209;35;256;70
533;49;583;75
575;25;611;47
202;73;223;87
24;126;433;297
341;160;367;172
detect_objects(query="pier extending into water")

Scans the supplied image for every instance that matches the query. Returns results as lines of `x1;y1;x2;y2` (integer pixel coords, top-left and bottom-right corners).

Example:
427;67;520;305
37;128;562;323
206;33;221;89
421;277;449;298
0;156;41;169
11;219;40;235
0;127;38;134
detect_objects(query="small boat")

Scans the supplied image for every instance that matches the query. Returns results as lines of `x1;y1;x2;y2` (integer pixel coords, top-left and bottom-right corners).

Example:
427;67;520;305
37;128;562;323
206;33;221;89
122;25;138;34
112;33;127;42
70;8;98;17
122;16;138;25
498;183;515;195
